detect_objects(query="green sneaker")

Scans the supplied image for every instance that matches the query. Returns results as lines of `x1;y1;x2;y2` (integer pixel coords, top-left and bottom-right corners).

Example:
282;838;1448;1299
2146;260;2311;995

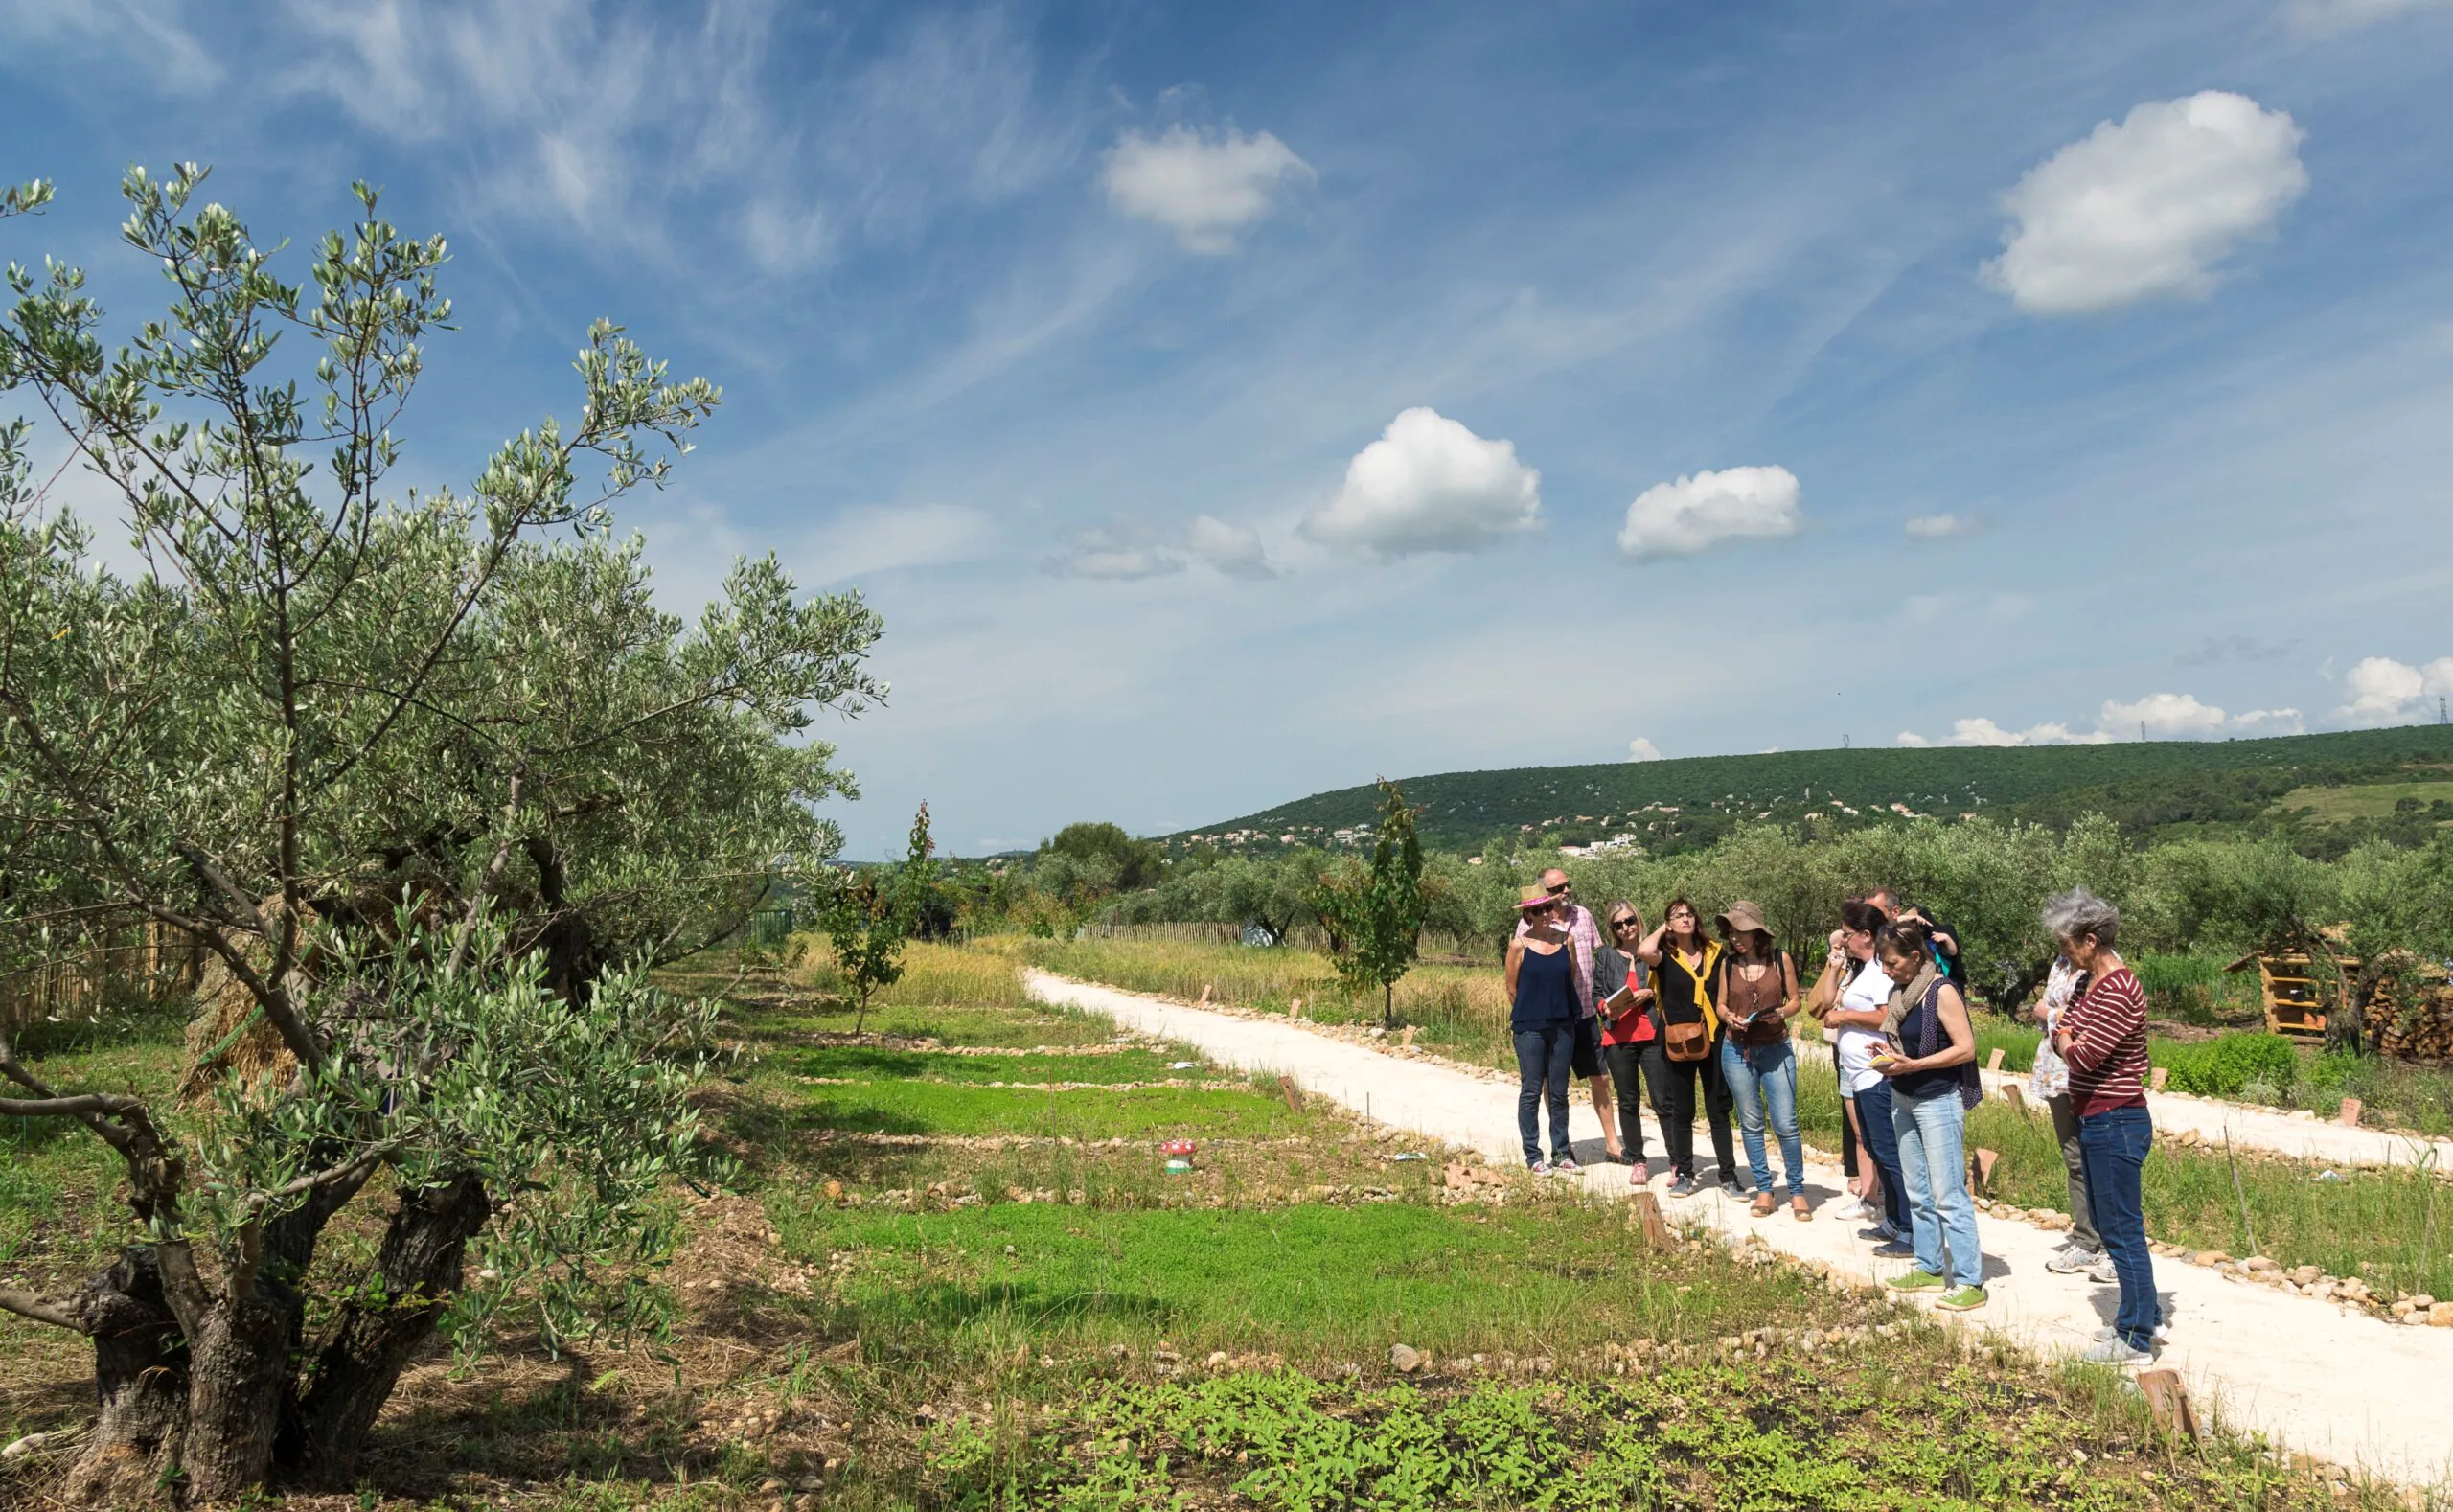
1885;1269;1947;1293
1935;1285;1988;1312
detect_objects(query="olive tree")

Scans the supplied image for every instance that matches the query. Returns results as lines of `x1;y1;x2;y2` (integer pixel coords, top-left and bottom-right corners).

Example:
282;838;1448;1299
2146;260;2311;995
0;167;882;1500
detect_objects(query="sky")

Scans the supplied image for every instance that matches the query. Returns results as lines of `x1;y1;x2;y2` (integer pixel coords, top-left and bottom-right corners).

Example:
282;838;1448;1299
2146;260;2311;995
5;0;2453;856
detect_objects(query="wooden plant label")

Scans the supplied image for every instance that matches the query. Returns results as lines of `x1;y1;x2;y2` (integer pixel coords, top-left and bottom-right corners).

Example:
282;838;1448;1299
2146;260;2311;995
1289;997;1304;1019
1199;982;1214;1005
1400;1025;1418;1049
2002;1084;2026;1114
1971;1147;2000;1193
1278;1074;1304;1113
2137;1369;2200;1441
1632;1191;1672;1250
2150;1066;2169;1092
1986;1047;2006;1072
2337;1097;2362;1128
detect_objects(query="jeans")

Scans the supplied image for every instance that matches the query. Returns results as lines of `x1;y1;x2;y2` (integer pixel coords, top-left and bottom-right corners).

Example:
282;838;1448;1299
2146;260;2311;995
1659;1036;1737;1180
1891;1085;1984;1288
2044;1091;2103;1253
1720;1037;1805;1196
1601;1039;1674;1167
1850;1080;1911;1233
2078;1104;2160;1349
1513;1024;1575;1165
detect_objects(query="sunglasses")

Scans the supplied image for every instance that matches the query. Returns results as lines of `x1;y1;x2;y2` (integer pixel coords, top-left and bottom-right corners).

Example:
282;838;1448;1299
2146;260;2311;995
1611;917;1639;931
1545;882;1570;895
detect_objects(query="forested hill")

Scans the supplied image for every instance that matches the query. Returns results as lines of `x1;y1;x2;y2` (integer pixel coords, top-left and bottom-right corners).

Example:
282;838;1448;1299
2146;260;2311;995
1173;725;2453;855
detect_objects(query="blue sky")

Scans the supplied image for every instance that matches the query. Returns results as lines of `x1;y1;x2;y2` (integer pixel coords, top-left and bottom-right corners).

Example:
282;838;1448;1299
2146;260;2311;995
6;0;2452;855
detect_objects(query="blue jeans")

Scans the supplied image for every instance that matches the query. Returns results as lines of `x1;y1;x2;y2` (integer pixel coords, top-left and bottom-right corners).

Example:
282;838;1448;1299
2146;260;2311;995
1513;1025;1575;1165
1851;1079;1911;1233
1891;1086;1984;1288
2079;1105;2160;1348
1720;1038;1805;1196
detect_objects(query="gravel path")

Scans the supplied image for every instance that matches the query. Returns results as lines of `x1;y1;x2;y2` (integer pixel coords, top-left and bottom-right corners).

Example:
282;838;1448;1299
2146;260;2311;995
1025;970;2453;1488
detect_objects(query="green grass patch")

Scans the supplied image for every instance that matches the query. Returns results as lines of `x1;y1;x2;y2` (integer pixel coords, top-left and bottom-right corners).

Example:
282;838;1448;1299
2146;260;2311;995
2275;778;2453;824
773;1045;1192;1085
785;1199;1841;1368
792;1081;1326;1140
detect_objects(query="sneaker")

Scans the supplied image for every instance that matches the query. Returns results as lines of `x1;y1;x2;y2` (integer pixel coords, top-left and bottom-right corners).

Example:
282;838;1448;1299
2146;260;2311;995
1831;1197;1870;1222
2081;1336;2154;1365
1528;1159;1552;1175
1553;1157;1581;1175
1667;1174;1700;1198
1935;1285;1988;1312
2085;1255;2117;1284
1857;1223;1899;1243
1719;1178;1746;1199
1886;1269;1948;1293
2045;1244;2097;1275
2093;1322;2173;1343
1870;1240;1916;1259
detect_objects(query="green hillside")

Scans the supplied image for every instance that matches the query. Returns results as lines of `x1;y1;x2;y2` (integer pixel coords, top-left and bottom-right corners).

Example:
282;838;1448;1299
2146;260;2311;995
1173;725;2453;856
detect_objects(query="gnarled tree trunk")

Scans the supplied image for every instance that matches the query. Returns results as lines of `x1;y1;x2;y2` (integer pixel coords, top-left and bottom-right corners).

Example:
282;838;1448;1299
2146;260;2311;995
62;1249;188;1505
278;1174;490;1481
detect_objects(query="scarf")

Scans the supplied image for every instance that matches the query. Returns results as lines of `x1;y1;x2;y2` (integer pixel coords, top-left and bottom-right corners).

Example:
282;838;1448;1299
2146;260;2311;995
1881;960;1940;1040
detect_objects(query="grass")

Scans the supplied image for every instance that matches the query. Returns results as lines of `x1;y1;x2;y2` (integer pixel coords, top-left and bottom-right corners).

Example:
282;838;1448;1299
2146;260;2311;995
2276;779;2453;824
0;941;2406;1511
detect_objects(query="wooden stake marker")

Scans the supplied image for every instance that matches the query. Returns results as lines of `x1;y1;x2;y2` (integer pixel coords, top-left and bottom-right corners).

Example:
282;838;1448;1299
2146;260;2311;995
1986;1047;2006;1072
2336;1097;2362;1128
2136;1369;2200;1442
2002;1084;2026;1114
1971;1147;2000;1194
1278;1075;1304;1113
1399;1025;1418;1049
2150;1066;2169;1092
1632;1191;1672;1250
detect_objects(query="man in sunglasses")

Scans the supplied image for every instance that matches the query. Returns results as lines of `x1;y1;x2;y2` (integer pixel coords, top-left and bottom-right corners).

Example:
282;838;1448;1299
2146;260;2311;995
1513;867;1622;1161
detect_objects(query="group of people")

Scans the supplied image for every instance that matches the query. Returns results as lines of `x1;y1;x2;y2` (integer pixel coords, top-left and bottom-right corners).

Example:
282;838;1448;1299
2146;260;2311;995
1505;869;2163;1364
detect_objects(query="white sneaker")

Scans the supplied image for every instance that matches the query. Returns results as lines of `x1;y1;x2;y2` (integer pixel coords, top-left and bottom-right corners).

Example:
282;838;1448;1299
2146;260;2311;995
2085;1255;2117;1284
2045;1244;2097;1275
2081;1336;2154;1365
2093;1322;2173;1342
1831;1197;1870;1222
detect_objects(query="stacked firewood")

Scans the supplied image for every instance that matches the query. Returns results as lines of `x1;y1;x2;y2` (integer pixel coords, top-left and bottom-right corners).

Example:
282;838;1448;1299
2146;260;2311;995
2371;981;2453;1061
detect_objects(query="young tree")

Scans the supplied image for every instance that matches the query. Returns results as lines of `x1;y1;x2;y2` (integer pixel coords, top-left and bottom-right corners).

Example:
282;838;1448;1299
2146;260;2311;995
820;802;935;1032
0;168;882;1500
1314;778;1429;1028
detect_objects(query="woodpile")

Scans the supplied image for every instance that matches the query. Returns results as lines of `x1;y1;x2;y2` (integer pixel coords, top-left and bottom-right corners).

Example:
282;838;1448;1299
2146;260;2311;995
1;921;201;1034
2371;982;2453;1061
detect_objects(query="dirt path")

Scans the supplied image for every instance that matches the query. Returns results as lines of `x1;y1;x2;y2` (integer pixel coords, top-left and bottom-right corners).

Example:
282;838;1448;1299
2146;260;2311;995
1025;970;2453;1488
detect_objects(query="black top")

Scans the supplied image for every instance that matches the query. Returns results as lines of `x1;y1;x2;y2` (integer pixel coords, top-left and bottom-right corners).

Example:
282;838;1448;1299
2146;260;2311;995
1653;938;1718;1030
1512;944;1578;1031
1891;978;1960;1100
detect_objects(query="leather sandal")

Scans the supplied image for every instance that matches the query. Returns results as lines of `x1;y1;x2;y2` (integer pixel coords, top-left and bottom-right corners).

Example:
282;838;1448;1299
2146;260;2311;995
1791;1194;1813;1222
1749;1192;1777;1218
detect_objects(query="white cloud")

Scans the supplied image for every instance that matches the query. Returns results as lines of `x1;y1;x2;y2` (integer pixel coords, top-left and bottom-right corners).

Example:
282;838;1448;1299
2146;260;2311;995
1932;691;2310;746
1628;738;1663;762
1186;515;1276;580
1300;408;1543;559
2340;654;2453;722
743;197;833;275
1044;524;1185;581
1895;732;1931;748
2101;691;2229;736
1045;515;1279;582
0;0;220;91
1618;465;1802;561
1983;91;2308;315
1904;513;1971;539
2289;0;2450;31
1102;124;1313;253
2231;707;2308;735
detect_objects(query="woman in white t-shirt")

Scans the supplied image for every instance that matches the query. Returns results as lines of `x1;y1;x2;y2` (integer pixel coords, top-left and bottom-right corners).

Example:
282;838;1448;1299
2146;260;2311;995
1808;898;1911;1243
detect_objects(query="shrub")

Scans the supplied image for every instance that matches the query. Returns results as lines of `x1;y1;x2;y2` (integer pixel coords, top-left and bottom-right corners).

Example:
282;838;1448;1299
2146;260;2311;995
2149;1033;2301;1099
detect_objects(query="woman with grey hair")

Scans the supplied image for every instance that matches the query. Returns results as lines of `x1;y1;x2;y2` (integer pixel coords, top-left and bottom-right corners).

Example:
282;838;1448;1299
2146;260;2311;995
2044;888;2162;1363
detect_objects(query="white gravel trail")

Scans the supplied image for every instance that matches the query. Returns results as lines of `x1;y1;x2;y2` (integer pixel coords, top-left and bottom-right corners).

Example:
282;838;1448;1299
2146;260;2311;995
1025;969;2453;1489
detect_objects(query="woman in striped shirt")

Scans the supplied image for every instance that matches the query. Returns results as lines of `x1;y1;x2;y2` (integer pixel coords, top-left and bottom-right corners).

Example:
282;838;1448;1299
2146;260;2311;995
2046;888;2162;1364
